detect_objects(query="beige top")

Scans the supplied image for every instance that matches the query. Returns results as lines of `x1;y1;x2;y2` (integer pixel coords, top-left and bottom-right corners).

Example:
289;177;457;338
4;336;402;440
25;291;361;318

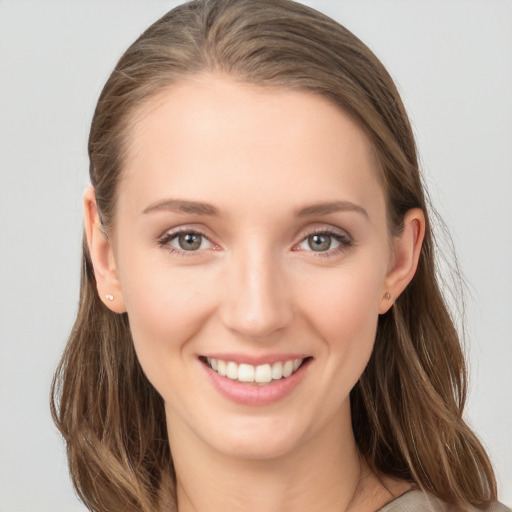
377;490;511;512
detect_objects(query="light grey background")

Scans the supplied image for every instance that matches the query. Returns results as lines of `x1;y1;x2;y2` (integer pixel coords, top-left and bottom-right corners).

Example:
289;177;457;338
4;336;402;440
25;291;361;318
0;1;510;510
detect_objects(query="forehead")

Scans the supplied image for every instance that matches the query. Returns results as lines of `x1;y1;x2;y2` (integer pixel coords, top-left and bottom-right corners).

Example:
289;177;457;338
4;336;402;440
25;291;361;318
118;75;385;218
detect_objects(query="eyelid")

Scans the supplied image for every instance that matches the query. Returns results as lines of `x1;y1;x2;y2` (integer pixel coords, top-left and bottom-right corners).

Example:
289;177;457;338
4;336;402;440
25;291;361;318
293;226;354;256
156;224;354;257
296;225;353;243
157;226;219;255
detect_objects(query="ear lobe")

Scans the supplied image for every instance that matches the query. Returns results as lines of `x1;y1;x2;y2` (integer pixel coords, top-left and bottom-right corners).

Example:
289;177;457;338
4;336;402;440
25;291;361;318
83;185;126;314
379;208;425;314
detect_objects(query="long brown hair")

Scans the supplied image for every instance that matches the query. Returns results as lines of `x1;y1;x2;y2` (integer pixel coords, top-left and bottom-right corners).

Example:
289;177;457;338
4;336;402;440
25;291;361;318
51;1;497;510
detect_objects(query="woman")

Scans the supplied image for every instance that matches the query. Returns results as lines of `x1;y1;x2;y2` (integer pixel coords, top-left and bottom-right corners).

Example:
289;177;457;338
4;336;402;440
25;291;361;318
51;1;508;511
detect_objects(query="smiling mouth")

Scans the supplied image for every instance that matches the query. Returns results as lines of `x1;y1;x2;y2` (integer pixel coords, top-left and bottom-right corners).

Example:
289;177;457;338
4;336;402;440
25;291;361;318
200;356;311;385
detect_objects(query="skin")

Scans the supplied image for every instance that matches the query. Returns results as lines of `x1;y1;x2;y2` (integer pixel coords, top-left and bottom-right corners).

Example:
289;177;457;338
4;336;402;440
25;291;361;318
84;75;425;512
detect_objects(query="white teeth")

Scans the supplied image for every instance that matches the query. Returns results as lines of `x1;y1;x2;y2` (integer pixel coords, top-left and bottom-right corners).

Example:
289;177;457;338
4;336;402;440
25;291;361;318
255;364;272;383
226;361;238;379
282;360;294;378
271;361;283;380
238;363;255;383
217;359;227;377
206;357;305;384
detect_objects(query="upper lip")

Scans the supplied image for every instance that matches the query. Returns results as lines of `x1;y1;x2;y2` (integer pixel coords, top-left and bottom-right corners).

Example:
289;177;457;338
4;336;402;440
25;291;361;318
200;353;312;366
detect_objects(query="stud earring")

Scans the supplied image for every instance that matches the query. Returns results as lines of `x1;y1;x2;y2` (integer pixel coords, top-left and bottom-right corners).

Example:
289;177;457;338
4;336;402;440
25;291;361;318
384;292;391;301
105;294;114;301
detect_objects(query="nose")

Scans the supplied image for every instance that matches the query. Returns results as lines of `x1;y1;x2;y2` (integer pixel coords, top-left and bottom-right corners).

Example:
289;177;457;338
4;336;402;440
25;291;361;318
219;246;293;341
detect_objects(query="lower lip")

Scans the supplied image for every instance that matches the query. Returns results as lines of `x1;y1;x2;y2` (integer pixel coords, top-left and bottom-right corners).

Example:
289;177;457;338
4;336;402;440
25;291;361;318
202;360;311;406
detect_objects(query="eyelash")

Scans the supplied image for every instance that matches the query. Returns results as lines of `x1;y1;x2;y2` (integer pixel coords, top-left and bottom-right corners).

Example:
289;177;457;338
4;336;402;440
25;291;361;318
157;227;354;257
157;228;213;257
296;228;354;258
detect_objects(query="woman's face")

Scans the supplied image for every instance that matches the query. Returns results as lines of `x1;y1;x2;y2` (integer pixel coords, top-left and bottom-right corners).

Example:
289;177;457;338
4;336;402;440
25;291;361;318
97;76;411;459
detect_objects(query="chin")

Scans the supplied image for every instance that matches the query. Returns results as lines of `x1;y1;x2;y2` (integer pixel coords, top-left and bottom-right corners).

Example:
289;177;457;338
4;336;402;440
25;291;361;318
214;432;300;460
192;413;306;460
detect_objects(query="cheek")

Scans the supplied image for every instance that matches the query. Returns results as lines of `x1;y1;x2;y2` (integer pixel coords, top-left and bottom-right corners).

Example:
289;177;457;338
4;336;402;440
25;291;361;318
117;252;217;372
298;257;385;370
302;257;384;327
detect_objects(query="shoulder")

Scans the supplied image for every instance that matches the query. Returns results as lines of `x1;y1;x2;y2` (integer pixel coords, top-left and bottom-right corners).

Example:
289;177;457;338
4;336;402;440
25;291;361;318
377;490;511;512
377;490;447;512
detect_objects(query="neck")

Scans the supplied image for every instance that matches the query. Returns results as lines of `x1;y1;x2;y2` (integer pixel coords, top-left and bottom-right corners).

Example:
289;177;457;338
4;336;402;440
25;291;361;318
166;402;400;512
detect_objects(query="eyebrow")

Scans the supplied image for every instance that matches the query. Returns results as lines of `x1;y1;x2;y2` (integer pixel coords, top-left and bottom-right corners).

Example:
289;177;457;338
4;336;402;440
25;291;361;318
142;198;368;219
142;199;219;216
295;201;369;219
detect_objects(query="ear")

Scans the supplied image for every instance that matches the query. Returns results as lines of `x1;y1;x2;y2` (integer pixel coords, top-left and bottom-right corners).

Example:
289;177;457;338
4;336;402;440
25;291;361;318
379;208;425;314
83;185;126;313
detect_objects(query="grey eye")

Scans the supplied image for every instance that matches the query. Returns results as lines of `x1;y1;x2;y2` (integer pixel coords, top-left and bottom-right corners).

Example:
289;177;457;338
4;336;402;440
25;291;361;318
174;233;204;251
307;233;333;252
163;230;214;254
